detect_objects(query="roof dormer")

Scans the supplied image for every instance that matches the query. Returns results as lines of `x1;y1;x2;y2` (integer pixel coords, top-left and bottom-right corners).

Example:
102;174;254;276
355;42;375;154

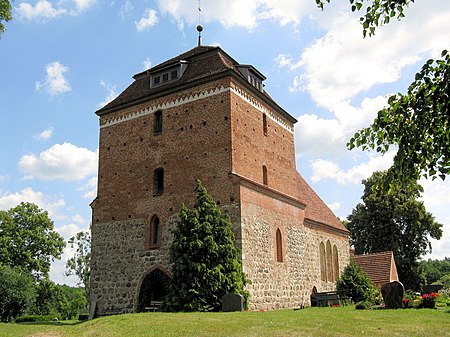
148;61;189;88
236;65;266;92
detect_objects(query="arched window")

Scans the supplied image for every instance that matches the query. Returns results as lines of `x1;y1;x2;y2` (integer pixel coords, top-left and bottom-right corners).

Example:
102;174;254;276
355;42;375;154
150;216;161;247
262;165;268;186
333;245;340;281
276;228;283;262
319;242;326;281
326;240;333;282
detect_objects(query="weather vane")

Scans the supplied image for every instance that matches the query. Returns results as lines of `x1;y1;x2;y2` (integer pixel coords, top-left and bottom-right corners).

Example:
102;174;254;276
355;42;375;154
197;0;203;46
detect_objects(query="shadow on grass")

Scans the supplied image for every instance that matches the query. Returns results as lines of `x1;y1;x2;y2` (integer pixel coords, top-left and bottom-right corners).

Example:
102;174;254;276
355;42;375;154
17;321;87;326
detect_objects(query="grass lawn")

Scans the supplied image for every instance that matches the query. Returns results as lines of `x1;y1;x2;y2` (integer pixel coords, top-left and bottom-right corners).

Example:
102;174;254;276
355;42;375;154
1;306;449;337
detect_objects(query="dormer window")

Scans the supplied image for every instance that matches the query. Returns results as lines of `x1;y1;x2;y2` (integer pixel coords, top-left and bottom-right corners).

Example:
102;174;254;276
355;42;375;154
236;65;266;93
149;61;188;89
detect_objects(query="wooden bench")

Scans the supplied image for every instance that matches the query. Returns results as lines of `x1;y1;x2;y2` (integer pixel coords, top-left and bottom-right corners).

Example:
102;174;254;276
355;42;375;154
311;291;351;307
144;301;162;312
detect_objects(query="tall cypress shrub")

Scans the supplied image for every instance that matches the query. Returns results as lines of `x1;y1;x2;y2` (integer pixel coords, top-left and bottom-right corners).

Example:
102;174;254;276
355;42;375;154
163;180;249;311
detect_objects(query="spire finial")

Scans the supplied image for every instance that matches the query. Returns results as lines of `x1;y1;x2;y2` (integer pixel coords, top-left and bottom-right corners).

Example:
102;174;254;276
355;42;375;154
196;0;203;46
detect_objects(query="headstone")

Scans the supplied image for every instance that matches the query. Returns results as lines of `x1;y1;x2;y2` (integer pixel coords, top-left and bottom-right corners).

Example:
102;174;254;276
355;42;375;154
88;301;97;320
222;293;244;312
381;281;404;309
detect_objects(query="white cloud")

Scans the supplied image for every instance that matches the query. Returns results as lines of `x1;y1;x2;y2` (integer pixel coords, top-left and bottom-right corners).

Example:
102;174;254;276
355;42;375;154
135;9;159;31
72;0;95;13
36;61;71;96
78;176;97;199
17;0;96;21
290;2;450;111
118;0;133;20
327;202;341;212
34;126;54;141
310;151;395;185
98;80;118;108
0;187;65;218
18;142;98;181
143;58;152;70
419;178;450;260
295;95;387;158
17;0;67;21
156;0;316;30
50;223;90;286
275;54;294;68
72;213;86;224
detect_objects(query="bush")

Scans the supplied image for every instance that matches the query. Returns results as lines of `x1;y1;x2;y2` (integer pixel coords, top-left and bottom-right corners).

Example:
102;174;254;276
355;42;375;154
15;315;59;323
336;259;378;304
163;181;249;312
0;266;36;322
78;314;89;321
355;301;372;310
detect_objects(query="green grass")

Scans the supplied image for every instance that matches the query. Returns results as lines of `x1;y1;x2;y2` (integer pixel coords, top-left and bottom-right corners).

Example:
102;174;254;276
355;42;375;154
1;306;449;337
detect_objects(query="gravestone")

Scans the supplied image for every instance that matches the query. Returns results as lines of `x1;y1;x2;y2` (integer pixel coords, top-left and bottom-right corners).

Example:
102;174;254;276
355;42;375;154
381;281;404;309
222;293;244;312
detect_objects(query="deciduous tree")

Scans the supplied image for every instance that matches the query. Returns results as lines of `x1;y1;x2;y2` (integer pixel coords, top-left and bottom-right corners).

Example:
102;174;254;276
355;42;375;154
349;51;450;190
0;202;66;278
347;171;442;291
163;180;249;312
0;0;12;35
0;265;36;322
316;0;413;37
65;231;91;298
316;2;450;189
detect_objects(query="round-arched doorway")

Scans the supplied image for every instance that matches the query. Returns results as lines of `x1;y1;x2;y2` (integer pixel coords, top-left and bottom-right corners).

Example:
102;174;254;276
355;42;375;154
137;268;170;312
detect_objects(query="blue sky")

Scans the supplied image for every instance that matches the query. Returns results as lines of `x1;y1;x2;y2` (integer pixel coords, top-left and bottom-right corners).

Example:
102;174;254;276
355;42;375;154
1;0;449;286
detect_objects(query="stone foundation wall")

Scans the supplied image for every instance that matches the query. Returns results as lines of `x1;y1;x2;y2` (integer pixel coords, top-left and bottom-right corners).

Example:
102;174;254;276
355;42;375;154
90;218;174;316
240;185;349;310
90;202;241;317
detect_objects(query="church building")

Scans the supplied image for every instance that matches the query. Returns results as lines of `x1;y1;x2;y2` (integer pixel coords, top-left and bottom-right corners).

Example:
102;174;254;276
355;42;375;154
90;44;350;316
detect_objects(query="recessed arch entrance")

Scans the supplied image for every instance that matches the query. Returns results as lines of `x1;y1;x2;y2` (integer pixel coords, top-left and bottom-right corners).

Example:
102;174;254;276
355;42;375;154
137;267;170;312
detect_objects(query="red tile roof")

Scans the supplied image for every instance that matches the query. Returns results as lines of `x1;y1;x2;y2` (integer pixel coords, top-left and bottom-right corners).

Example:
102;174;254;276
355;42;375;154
353;251;399;288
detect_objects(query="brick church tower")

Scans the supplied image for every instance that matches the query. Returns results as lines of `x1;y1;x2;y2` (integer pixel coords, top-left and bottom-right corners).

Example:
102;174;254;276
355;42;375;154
90;45;349;316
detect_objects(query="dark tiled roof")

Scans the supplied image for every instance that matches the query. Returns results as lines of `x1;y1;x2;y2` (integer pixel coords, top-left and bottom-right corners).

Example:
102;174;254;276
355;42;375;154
96;46;295;124
353;251;399;287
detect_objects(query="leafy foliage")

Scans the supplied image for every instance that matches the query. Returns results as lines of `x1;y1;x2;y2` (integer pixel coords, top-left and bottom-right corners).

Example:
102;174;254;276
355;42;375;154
347;171;443;290
65;231;91;299
336;259;378;304
32;278;60;316
0;265;36;322
0;0;12;35
55;285;88;319
316;0;413;37
420;257;450;284
349;50;450;189
163;180;249;312
0;202;66;278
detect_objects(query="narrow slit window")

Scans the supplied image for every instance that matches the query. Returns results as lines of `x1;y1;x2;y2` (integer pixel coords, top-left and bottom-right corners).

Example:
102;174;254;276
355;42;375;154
263;114;268;136
262;165;268;186
276;228;283;262
154;168;164;195
154;111;162;134
151;216;160;246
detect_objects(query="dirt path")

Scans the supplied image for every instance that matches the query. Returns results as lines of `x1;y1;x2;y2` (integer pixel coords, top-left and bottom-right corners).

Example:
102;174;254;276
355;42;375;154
27;332;63;337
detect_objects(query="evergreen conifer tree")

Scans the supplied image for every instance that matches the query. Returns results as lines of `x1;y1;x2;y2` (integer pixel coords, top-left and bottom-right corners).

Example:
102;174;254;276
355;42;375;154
163;180;249;311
